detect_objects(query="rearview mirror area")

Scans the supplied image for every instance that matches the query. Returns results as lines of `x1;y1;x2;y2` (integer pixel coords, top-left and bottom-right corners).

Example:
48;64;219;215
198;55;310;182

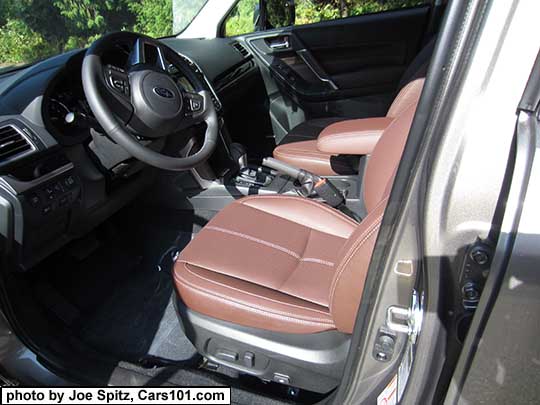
266;0;296;28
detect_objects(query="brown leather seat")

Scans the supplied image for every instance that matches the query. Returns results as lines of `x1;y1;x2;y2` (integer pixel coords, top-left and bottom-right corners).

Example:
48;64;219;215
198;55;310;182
272;79;424;176
174;79;423;335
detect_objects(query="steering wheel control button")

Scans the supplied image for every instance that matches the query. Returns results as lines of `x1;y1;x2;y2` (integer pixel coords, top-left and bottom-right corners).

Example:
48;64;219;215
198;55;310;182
185;93;204;116
106;65;131;97
190;98;202;111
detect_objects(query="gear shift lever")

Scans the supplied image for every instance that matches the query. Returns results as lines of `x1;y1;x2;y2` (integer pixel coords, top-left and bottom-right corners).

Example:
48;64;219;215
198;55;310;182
229;143;273;188
230;143;248;171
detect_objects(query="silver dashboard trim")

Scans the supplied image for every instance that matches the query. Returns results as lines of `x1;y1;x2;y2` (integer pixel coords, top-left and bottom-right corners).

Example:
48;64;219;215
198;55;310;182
0;123;37;165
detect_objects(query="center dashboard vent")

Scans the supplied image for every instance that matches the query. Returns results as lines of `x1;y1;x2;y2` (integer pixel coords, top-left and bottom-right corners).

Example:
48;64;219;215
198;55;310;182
231;42;250;58
0;124;35;163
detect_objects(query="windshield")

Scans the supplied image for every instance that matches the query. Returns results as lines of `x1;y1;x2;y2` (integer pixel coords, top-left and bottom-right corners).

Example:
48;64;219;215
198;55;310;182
0;0;208;73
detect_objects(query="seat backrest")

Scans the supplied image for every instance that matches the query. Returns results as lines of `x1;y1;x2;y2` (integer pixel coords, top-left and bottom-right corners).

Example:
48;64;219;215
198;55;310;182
329;79;424;333
386;77;426;119
385;38;434;118
398;38;436;90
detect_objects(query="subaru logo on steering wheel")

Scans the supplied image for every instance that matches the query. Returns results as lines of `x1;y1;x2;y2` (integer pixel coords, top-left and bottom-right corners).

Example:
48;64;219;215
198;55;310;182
153;86;175;99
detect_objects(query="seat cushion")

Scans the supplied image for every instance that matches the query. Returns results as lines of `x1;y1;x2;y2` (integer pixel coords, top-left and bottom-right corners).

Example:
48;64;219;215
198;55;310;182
174;195;358;334
273;140;356;176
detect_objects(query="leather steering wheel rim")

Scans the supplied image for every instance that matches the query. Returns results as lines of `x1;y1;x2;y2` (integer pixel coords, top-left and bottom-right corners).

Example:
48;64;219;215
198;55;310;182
81;31;219;171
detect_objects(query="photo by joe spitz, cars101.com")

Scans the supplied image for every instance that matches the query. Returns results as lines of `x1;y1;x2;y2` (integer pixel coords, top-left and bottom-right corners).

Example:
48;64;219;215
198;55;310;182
0;0;538;404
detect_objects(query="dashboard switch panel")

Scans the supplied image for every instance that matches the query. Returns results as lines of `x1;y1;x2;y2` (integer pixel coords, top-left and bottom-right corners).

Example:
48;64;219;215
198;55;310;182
23;173;81;220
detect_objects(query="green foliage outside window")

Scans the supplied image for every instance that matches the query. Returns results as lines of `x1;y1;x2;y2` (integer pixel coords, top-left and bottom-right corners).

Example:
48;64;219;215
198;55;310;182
225;0;259;37
0;0;204;69
225;0;425;37
0;0;426;68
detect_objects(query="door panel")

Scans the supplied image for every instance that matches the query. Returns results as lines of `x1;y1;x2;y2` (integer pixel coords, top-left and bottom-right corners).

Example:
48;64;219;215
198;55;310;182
244;6;431;142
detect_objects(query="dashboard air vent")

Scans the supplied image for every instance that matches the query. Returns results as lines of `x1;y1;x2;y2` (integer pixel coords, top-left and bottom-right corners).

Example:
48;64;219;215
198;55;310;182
232;42;249;58
0;124;35;162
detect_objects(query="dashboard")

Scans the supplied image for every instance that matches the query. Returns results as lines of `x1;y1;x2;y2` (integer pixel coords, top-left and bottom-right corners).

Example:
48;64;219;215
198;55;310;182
0;36;255;270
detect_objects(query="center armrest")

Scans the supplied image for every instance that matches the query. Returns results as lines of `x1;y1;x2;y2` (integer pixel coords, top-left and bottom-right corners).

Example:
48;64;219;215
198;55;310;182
317;117;394;155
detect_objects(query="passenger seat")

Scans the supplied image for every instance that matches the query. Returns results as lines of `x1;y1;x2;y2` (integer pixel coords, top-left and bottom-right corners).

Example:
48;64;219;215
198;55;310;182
272;39;434;176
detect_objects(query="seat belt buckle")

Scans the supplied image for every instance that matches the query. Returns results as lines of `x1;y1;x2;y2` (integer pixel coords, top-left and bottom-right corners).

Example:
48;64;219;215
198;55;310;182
313;178;345;208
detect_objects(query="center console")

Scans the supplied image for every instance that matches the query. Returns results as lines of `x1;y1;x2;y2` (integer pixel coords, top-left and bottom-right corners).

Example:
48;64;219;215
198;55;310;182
179;142;366;219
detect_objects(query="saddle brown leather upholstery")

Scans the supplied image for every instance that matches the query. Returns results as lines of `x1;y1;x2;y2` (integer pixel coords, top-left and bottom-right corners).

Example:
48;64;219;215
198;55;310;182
174;79;423;335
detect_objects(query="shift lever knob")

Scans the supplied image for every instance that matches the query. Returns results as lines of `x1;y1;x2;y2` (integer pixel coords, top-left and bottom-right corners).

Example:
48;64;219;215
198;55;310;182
230;143;248;170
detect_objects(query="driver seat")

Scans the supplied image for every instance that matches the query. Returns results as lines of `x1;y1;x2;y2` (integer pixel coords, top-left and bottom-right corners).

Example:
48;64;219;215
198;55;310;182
173;80;423;392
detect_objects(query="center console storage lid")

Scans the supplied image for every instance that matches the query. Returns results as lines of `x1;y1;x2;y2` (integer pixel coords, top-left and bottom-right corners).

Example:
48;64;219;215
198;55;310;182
317;117;393;155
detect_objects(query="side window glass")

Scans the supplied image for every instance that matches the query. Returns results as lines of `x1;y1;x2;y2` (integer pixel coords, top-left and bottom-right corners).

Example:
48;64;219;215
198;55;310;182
223;0;427;37
295;0;427;26
224;0;259;37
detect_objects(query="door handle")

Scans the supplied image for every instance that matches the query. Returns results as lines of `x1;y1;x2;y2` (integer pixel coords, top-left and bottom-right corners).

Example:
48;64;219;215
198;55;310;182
268;37;290;50
296;49;339;90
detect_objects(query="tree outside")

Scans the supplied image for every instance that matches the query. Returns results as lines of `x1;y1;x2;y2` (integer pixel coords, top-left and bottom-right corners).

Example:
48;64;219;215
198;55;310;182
225;0;425;37
0;0;206;68
0;0;425;68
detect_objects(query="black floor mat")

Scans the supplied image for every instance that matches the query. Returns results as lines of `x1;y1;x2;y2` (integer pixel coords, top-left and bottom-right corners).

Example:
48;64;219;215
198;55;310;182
79;235;197;362
31;206;215;363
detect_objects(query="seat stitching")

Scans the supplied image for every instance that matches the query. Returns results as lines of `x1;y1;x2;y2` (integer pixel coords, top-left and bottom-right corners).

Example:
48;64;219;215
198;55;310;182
301;257;335;267
180;262;331;316
329;222;382;308
319;132;382;141
205;225;334;267
387;79;423;117
175;273;335;325
206;225;300;259
326;196;388;301
240;195;358;229
279;228;312;291
178;280;334;327
276;144;330;155
277;156;332;163
387;99;420;121
277;151;331;159
275;151;333;161
387;80;416;116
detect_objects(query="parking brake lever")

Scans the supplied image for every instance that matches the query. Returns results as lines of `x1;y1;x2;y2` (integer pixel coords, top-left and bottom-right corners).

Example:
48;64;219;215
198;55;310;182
263;157;345;208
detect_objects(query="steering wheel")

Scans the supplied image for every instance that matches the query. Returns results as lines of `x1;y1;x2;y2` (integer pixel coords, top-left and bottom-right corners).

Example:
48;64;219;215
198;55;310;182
81;32;218;171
